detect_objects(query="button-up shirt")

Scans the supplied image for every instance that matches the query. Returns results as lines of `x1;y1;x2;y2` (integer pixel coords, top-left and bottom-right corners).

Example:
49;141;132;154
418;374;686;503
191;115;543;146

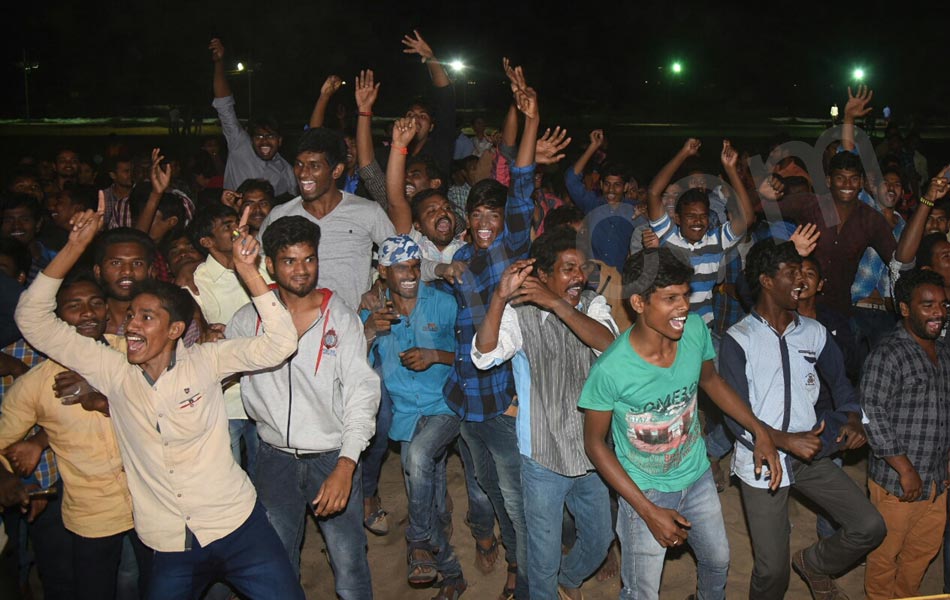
565;169;638;269
861;323;950;500
0;336;133;538
15;273;298;551
850;190;905;303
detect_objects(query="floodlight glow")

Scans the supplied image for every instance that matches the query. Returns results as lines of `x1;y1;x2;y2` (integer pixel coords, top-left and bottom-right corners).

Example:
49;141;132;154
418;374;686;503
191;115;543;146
236;62;245;72
449;60;466;73
852;67;865;81
671;62;682;74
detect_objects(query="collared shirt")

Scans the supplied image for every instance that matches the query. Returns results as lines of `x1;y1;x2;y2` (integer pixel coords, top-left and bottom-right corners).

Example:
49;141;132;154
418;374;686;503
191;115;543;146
103;185;130;230
0;336;133;538
448;183;471;216
1;339;59;491
365;284;457;442
444;163;535;422
861;323;950;500
412;228;467;283
15;272;298;551
764;193;898;316
721;312;859;488
257;192;395;311
192;255;252;420
565;169;639;269
850;190;905;303
652;213;740;325
211;95;298;196
471;293;616;476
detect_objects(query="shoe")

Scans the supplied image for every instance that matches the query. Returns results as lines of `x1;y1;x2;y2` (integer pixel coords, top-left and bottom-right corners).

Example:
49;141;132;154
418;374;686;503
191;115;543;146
792;548;849;600
363;496;389;536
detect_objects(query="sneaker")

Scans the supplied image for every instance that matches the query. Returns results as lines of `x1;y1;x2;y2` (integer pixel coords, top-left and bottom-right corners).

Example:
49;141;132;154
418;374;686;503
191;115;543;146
363;496;390;536
792;548;849;600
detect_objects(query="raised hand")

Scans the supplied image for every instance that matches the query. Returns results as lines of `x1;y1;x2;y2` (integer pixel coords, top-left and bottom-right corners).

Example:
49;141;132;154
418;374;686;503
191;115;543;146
503;58;528;94
391;117;417;148
589;129;605;149
208;38;225;62
757;173;786;202
790;223;820;257
402;30;435;61
231;206;260;266
354;69;380;112
536;127;571;165
68;191;105;249
221;189;242;210
925;166;950;203
150;148;172;195
496;259;536;300
514;85;538;120
844;85;874;121
509;276;564;310
681;138;701;157
320;75;342;98
720;139;738;171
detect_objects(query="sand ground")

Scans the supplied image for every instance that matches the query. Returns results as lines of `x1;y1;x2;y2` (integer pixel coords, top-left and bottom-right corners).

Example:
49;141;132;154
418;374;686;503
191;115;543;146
301;450;949;600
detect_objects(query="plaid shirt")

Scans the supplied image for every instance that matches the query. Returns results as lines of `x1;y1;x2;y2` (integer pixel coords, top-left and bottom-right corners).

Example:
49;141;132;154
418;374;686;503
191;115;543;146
850;191;905;303
861;323;950;500
0;340;59;490
444;164;534;421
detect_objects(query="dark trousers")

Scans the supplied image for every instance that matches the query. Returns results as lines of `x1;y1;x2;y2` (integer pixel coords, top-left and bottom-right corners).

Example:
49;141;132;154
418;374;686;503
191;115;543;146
73;528;151;600
740;458;886;599
8;479;74;599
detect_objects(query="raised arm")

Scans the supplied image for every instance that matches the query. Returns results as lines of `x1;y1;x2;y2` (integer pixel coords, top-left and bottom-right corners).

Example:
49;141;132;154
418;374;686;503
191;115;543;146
354;70;380;168
895;171;950;263
475;260;534;354
402;30;450;88
133;148;172;235
501;103;518;149
720;140;755;236
385;117;418;234
648;139;700;221
841;85;873;152
209;38;231;99
572;130;604;177
504;59;539;168
309;75;342;129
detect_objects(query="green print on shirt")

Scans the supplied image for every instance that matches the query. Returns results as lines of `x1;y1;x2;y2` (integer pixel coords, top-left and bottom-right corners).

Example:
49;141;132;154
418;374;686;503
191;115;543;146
624;384;699;476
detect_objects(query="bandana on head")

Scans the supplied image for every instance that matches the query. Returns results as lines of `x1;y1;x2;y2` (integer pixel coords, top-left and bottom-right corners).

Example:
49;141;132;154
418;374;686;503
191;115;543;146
378;235;421;267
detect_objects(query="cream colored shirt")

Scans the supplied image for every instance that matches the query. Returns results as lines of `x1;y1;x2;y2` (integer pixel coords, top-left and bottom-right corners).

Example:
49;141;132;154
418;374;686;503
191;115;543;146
0;336;133;538
15;273;298;551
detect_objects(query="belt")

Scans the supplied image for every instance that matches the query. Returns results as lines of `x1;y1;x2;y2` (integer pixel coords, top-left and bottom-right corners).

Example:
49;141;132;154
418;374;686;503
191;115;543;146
854;299;894;312
268;443;334;460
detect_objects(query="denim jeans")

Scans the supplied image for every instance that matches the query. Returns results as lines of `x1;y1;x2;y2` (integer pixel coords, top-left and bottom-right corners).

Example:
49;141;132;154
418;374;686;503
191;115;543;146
227;418;258;474
616;468;729;600
457;436;495;540
521;456;613;599
401;414;463;579
72;528;150;600
255;442;372;599
146;501;303;600
460;414;528;598
361;362;393;499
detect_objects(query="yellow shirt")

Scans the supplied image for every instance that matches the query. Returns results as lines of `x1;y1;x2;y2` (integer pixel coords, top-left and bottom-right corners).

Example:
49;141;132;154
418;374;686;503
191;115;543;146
0;335;132;538
15;273;298;551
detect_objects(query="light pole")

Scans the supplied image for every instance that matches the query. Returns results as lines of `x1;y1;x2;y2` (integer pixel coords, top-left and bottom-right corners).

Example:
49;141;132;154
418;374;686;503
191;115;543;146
231;61;254;116
16;49;40;121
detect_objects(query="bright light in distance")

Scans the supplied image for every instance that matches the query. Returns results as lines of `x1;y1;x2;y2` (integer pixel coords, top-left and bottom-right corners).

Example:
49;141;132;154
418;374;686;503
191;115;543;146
236;62;245;72
852;67;865;80
449;59;466;73
830;104;839;118
671;62;682;74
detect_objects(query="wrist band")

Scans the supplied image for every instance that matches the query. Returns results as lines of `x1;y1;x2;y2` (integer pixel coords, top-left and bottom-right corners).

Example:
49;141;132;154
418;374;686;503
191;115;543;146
358;111;372;117
920;196;935;208
393;145;409;155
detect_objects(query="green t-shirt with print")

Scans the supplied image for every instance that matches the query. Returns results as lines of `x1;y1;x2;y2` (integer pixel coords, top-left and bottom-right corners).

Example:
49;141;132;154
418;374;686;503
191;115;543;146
578;313;713;492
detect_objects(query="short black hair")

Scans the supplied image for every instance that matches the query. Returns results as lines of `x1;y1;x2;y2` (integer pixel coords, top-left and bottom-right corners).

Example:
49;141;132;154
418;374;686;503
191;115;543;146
236;178;275;201
543;205;585;231
622;247;693;301
159;232;197;262
934;197;950;217
188;203;238;257
743;240;802;300
59;183;99;211
129;184;187;236
93;228;157;267
105;154;133;174
407;97;435;121
895;267;946;310
800;254;823;281
247;115;281;136
828;151;865;177
916;232;949;269
262;216;321;259
296;128;346;169
410;188;448;222
1;193;43;221
131;279;195;334
599;162;628;182
407;155;445;189
0;237;32;277
674;188;710;215
530;226;583;275
465;178;507;215
57;269;104;310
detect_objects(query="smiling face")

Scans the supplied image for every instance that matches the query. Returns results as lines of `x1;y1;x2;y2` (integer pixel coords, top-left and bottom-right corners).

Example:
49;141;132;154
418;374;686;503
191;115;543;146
405;161;439;199
1;206;38;245
901;283;948;342
828;168;863;204
601;175;625;205
632;283;691;341
467;205;504;250
294;151;343;202
54;150;79;180
799;258;823;301
537;249;589;307
251;128;282;161
124;294;181;365
382;259;421;300
762;260;805;311
48;192;80;231
266;242;319;298
926;208;950;236
10;175;43;201
94;242;151;301
414;194;456;247
674;200;709;243
57;281;108;339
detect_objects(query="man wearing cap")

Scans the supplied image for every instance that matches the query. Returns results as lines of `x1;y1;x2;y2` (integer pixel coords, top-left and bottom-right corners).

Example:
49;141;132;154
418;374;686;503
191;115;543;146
362;235;466;597
227;215;379;598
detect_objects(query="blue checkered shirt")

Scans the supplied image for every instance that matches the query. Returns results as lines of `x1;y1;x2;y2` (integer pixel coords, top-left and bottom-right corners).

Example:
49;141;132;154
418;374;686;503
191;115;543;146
444;164;534;422
850;190;904;303
0;340;59;490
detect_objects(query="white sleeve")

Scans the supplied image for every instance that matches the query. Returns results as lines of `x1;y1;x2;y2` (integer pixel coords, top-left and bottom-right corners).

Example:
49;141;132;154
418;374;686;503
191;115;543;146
471;304;522;369
587;295;619;356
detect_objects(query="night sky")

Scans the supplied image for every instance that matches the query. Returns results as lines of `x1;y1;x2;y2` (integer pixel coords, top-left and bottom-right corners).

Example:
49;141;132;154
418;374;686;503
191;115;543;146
3;1;947;125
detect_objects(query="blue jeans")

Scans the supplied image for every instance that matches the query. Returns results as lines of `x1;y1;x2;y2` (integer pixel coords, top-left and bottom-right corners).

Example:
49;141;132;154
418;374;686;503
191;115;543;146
254;442;372;599
460;415;528;598
616;468;729;600
521;456;613;599
228;419;258;474
146;501;303;600
361;362;393;499
402;414;463;579
457;436;495;540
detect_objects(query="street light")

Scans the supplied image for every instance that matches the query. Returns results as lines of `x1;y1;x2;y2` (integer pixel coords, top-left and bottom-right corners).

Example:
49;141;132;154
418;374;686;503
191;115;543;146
448;59;466;73
852;67;865;81
671;61;683;74
236;62;245;72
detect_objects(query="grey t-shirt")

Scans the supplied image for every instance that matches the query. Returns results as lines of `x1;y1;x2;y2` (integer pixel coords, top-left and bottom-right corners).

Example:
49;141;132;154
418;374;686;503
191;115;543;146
258;193;395;310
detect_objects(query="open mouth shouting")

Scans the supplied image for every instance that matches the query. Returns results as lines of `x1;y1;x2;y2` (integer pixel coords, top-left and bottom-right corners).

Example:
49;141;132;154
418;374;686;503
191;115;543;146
126;332;146;356
791;286;803;301
670;315;687;331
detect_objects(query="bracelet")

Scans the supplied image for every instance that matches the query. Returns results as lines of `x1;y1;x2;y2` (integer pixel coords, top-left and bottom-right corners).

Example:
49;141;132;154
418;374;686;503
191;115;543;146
393;145;409;155
920;196;935;208
358;111;372;118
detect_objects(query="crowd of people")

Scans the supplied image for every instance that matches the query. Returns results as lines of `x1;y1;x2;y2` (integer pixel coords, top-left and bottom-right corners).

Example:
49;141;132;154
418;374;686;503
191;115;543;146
1;30;950;600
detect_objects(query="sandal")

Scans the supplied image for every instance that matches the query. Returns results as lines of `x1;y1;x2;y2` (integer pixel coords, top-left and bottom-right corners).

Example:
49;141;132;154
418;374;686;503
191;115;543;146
431;576;467;600
407;541;439;585
498;562;518;600
474;534;499;574
363;496;390;536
